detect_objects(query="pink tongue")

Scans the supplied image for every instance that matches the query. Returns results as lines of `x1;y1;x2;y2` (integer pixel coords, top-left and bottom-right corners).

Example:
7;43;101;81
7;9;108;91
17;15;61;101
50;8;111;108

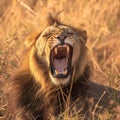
54;58;67;72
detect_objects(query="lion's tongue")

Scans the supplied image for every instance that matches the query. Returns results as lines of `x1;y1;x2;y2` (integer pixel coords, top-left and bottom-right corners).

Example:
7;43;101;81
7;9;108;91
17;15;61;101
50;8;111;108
53;58;67;74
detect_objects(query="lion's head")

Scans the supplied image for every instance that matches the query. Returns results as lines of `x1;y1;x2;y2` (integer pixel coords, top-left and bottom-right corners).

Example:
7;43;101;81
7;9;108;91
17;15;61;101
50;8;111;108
28;15;88;86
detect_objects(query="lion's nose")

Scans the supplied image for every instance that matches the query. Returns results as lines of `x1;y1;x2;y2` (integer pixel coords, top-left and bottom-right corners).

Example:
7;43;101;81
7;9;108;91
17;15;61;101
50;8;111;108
57;35;67;44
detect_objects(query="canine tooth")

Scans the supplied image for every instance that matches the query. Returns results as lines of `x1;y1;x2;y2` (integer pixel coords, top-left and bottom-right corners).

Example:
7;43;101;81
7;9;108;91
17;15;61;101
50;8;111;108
67;46;69;53
64;69;67;74
55;47;57;54
55;70;58;75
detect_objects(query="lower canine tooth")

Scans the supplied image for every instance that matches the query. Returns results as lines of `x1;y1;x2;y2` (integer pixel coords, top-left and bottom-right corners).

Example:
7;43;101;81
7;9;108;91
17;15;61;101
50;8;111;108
64;69;67;74
55;70;58;75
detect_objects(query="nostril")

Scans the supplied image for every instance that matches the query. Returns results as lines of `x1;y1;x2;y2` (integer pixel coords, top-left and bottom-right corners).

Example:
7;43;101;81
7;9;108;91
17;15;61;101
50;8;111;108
63;35;67;39
56;36;60;40
57;35;67;43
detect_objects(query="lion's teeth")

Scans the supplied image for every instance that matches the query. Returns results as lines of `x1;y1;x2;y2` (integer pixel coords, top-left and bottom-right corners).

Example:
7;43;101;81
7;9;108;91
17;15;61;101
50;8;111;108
64;69;67;74
55;47;57;54
63;45;67;47
58;45;62;48
55;69;67;75
67;46;69;53
55;70;58;75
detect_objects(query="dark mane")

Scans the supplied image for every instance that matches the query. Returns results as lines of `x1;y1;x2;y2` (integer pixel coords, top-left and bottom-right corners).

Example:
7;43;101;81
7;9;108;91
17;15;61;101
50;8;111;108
5;13;119;120
6;56;90;119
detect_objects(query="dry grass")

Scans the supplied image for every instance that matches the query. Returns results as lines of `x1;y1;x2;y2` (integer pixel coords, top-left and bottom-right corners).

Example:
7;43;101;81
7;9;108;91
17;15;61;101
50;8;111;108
0;0;120;119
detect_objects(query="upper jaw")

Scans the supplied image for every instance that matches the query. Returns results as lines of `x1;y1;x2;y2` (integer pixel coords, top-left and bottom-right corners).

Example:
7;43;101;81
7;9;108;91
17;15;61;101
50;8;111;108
50;43;73;78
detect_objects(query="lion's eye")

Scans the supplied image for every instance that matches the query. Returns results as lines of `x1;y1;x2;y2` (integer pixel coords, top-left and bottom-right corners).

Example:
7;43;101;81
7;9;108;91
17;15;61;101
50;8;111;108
42;33;52;38
68;32;74;36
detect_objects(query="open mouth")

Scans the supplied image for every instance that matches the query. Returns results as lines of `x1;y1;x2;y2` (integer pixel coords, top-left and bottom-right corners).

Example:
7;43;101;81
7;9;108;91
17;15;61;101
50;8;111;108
50;44;73;78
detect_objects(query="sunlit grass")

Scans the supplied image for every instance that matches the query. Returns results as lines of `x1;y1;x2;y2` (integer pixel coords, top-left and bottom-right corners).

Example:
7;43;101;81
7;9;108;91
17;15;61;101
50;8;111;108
0;0;120;119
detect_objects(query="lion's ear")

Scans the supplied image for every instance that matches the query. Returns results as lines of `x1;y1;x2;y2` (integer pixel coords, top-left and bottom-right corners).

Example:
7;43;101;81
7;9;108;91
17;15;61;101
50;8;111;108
78;30;87;44
24;13;60;48
71;26;87;44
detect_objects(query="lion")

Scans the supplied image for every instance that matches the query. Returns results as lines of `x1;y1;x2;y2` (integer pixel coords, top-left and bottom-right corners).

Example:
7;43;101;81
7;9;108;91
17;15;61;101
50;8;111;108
6;14;120;120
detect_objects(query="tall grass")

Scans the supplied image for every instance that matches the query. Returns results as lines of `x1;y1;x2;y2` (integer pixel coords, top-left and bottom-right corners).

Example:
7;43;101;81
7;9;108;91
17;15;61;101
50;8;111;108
0;0;120;119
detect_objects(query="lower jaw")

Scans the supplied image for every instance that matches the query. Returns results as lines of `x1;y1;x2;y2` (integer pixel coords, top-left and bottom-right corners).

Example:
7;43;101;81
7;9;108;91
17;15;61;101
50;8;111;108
50;67;74;85
50;65;72;79
51;67;71;78
51;74;71;86
52;72;69;78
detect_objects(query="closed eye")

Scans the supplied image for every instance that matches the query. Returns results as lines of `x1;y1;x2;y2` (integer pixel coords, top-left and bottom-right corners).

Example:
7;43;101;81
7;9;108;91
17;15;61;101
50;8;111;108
42;33;52;38
68;32;74;36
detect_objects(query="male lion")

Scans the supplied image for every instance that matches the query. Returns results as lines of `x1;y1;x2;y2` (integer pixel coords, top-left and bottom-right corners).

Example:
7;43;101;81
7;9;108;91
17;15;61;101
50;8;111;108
6;14;119;120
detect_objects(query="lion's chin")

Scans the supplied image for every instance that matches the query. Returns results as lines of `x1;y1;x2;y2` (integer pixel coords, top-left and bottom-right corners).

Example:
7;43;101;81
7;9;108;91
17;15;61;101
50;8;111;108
50;74;71;85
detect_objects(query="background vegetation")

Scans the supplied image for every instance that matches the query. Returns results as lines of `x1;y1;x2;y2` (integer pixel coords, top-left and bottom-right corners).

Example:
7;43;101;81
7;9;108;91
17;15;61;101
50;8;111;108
0;0;120;119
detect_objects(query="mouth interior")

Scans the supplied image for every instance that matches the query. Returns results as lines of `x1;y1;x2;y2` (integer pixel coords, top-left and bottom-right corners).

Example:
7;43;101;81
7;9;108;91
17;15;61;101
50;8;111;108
50;44;73;78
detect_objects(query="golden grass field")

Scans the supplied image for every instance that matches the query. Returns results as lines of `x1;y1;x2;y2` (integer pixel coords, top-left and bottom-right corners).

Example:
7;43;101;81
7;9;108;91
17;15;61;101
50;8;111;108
0;0;120;119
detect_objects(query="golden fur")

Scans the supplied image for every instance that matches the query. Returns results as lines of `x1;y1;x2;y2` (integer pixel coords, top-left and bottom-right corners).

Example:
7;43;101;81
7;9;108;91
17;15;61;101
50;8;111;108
27;15;88;86
6;14;90;120
5;14;120;120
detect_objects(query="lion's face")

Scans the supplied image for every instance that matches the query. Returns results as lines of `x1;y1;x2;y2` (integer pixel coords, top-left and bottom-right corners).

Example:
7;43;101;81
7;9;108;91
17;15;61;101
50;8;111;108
35;24;87;85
